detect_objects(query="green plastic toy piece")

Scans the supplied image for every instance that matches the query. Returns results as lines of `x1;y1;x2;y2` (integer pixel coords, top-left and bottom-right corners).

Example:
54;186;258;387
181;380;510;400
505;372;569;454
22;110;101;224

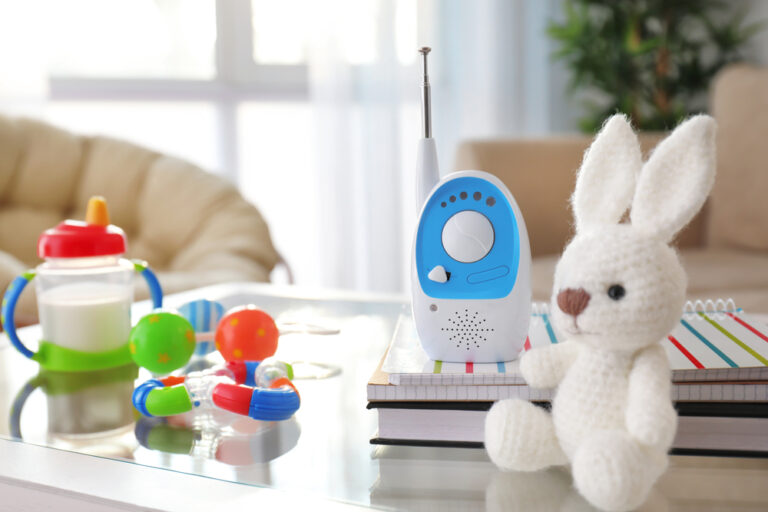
130;312;196;374
145;385;193;416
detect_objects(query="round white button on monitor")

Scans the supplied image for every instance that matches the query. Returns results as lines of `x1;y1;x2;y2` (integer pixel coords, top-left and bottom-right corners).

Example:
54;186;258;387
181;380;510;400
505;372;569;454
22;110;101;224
441;210;494;263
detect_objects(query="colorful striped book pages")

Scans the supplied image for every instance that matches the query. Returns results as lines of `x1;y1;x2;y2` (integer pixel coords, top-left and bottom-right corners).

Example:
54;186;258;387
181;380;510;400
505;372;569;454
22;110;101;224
382;300;768;385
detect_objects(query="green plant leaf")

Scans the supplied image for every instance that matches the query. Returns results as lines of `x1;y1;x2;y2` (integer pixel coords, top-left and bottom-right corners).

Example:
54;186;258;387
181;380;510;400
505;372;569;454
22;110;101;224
549;0;765;132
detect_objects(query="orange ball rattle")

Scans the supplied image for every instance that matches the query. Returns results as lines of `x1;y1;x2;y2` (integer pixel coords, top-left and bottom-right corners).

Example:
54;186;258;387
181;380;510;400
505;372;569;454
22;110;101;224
215;306;279;362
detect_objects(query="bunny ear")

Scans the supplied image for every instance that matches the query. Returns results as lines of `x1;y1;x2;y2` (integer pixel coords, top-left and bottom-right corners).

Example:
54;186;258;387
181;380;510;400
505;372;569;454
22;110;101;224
572;114;641;233
630;115;716;242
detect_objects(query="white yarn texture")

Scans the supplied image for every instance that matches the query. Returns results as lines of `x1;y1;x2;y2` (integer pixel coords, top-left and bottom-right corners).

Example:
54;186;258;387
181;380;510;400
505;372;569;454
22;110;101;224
485;114;717;512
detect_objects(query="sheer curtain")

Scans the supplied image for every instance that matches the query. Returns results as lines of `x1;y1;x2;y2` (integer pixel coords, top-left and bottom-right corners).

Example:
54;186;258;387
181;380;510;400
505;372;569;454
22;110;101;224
307;0;569;294
0;1;48;114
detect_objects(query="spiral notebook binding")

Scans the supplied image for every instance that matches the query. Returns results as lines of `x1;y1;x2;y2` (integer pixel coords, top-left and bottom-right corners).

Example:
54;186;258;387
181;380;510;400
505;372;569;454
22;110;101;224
531;302;550;316
684;297;740;320
533;298;739;323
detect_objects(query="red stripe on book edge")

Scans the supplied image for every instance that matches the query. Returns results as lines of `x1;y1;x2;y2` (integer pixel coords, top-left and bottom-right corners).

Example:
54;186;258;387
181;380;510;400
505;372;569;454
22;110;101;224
524;336;531;351
728;313;768;344
466;362;474;373
668;334;704;369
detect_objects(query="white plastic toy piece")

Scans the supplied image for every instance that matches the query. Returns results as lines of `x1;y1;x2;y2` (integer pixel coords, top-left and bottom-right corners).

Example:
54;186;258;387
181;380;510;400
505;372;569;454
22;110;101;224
412;170;531;363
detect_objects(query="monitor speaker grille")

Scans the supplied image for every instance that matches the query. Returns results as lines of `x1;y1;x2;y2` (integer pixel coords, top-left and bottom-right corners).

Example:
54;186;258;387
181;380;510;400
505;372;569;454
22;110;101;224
440;309;495;351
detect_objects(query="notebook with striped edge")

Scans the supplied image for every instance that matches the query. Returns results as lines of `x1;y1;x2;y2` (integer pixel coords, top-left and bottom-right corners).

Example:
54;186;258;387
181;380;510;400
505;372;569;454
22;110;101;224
382;299;768;385
366;379;768;402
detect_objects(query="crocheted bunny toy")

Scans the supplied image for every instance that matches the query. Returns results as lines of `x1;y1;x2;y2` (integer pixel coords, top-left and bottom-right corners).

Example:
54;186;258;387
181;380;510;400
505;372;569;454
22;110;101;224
485;114;716;512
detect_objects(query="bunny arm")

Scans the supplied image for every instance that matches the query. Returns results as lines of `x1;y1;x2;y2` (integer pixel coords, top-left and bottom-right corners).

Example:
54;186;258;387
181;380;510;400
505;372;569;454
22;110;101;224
520;341;580;389
625;343;677;449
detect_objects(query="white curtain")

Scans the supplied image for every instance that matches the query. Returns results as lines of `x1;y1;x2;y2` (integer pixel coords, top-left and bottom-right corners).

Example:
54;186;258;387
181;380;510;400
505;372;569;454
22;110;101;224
307;0;569;294
0;1;48;113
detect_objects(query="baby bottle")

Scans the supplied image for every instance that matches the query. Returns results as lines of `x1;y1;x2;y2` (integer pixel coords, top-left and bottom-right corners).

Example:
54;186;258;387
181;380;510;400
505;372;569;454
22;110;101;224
2;196;162;371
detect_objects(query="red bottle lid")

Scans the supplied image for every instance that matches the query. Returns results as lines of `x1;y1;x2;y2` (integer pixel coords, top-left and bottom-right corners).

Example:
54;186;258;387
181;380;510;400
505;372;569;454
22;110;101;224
37;197;127;259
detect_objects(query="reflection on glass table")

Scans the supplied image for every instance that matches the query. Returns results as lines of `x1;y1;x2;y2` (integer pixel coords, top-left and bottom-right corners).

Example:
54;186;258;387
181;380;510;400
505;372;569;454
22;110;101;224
0;283;404;506
135;412;301;466
9;364;138;458
1;283;768;511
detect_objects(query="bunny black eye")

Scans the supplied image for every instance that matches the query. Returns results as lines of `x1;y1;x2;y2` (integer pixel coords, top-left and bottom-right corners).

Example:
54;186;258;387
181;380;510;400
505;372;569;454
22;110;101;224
607;285;625;301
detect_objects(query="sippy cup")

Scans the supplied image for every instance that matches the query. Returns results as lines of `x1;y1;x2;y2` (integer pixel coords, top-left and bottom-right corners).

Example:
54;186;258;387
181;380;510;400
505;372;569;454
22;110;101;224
2;196;162;372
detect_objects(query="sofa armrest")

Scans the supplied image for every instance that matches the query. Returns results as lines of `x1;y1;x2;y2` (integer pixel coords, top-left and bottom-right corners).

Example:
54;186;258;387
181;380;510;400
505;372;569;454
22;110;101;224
453;133;705;257
454;137;592;257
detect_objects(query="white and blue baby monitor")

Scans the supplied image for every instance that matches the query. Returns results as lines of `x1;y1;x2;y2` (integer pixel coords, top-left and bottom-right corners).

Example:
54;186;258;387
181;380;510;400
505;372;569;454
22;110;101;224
411;171;531;362
410;48;531;363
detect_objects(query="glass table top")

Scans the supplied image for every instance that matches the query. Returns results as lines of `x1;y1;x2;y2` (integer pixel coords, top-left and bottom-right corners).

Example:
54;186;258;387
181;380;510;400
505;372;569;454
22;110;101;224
1;283;768;511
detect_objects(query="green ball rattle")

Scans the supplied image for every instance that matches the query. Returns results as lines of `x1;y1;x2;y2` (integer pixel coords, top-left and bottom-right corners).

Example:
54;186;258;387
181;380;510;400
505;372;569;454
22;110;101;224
129;311;196;374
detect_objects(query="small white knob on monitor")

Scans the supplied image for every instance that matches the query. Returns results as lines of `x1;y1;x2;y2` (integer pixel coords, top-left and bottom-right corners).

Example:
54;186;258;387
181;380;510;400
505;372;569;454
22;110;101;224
428;265;448;283
441;210;494;263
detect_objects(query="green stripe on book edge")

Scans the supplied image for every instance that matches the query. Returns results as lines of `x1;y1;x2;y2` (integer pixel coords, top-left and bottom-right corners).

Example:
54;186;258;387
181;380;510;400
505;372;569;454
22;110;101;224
433;360;442;373
699;312;768;366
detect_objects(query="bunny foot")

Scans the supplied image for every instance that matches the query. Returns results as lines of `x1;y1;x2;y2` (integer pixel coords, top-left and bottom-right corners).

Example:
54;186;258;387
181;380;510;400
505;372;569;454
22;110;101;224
485;399;567;472
571;430;667;512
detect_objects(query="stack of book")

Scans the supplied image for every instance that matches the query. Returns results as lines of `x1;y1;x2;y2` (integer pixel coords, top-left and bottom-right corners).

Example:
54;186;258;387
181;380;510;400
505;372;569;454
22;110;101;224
367;300;768;455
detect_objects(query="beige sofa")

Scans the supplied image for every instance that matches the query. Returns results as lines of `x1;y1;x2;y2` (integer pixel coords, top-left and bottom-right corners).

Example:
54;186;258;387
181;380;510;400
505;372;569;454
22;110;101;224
455;65;768;313
0;116;280;323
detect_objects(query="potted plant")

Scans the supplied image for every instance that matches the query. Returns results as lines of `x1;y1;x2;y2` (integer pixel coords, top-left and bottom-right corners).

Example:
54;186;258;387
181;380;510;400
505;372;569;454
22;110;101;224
549;0;764;132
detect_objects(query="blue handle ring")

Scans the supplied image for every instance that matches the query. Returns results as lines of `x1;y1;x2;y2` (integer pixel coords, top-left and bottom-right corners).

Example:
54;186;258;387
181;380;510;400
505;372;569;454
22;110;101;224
132;260;163;309
2;272;37;359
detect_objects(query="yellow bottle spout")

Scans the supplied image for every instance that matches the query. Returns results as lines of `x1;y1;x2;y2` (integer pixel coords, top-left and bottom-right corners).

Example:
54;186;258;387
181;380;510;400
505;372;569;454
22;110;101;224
85;196;110;227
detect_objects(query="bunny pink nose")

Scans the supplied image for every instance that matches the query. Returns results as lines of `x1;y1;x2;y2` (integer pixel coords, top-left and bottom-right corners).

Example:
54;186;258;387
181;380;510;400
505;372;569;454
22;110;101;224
557;288;590;317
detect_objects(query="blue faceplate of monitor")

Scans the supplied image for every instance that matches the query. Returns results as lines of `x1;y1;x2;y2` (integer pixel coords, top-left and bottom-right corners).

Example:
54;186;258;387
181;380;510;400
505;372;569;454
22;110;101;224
415;176;520;300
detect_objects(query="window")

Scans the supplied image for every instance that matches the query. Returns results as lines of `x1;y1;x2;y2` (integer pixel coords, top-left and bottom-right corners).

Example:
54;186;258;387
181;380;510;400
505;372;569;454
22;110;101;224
37;0;321;282
3;0;422;290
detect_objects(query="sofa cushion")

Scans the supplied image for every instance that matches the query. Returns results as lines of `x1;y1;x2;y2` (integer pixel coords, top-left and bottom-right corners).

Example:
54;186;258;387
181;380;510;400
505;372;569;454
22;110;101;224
531;249;768;313
453;133;708;258
709;65;768;251
0;115;280;323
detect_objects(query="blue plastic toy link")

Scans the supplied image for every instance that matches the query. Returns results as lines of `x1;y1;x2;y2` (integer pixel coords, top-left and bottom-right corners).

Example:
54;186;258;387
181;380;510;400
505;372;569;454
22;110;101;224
249;387;301;421
132;379;165;417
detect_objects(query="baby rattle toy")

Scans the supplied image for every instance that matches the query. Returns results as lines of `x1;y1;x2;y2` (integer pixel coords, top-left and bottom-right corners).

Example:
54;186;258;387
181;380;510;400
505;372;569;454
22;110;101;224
484;115;717;511
133;357;299;422
129;300;339;375
129;304;281;374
